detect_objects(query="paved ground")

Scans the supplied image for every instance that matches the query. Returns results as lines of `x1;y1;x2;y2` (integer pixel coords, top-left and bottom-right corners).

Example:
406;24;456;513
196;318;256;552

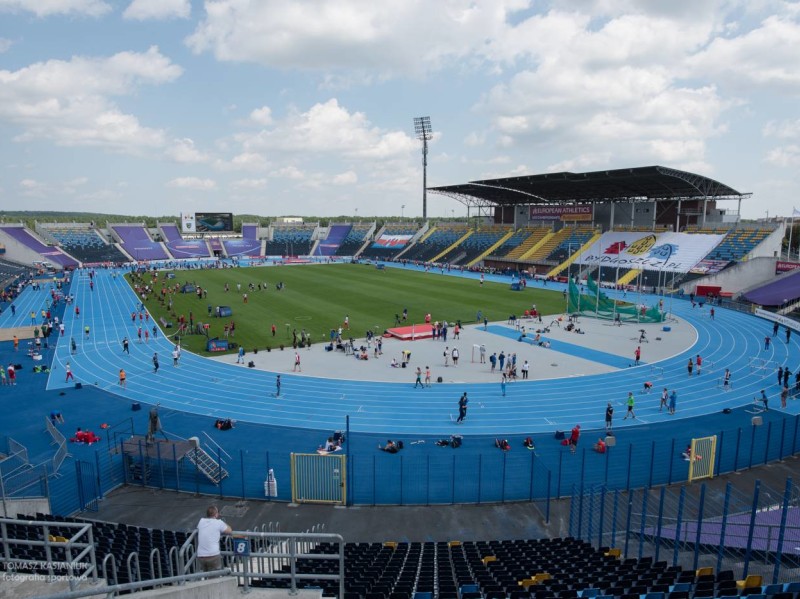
207;315;693;385
84;453;800;543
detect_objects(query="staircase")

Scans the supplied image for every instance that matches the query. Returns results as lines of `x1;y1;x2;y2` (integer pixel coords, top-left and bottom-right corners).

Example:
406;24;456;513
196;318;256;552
396;226;436;260
431;230;473;263
617;269;642;286
547;232;602;278
524;229;570;262
505;228;551;260
186;446;229;484
468;229;515;267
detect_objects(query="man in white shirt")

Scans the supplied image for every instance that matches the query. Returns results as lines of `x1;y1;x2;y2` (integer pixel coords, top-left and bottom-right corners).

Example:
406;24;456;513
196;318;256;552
197;505;232;572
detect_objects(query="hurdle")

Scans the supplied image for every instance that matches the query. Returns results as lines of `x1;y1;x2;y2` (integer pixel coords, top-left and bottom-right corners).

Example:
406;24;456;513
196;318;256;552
748;357;775;373
745;395;767;415
649;365;664;379
716;376;733;391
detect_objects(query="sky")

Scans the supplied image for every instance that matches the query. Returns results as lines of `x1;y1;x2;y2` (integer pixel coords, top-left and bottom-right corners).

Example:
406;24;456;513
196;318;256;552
1;0;800;220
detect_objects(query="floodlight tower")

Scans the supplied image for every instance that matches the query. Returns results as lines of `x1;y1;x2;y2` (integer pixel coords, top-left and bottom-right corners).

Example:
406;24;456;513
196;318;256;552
413;116;433;219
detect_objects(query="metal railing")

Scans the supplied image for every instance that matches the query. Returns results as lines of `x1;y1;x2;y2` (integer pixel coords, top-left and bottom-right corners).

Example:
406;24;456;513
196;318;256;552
0;517;98;592
45;417;70;476
569;477;800;584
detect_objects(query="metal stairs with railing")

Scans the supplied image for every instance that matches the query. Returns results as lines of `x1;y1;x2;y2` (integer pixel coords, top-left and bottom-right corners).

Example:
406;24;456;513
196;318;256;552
186;446;229;484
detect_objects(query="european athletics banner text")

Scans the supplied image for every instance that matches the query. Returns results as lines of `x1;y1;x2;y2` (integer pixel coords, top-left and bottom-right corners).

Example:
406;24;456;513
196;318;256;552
576;232;725;273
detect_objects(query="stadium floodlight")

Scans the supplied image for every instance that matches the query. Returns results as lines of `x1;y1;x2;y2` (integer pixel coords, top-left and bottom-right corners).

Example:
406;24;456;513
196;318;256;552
413;116;433;219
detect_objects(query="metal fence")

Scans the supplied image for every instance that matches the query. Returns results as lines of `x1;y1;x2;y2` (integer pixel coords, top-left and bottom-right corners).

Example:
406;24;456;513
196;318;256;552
5;412;800;521
45;416;70;475
569;478;800;584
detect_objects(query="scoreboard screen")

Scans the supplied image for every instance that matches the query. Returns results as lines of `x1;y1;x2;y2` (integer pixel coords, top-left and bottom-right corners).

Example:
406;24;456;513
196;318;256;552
195;212;234;232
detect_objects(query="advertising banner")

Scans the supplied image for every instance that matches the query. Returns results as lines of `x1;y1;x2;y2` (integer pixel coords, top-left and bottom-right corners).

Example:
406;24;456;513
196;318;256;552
372;234;412;248
529;205;593;221
689;259;730;275
181;212;196;233
576;232;725;273
776;261;800;274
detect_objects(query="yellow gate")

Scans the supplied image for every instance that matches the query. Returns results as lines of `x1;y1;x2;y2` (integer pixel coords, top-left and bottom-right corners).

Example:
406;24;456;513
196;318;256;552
688;435;717;482
291;453;346;505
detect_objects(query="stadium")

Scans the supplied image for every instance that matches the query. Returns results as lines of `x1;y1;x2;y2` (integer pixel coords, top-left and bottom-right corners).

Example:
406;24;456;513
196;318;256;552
1;165;800;598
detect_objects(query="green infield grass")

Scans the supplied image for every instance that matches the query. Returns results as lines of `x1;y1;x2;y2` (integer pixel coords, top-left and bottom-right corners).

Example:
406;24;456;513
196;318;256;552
128;263;565;354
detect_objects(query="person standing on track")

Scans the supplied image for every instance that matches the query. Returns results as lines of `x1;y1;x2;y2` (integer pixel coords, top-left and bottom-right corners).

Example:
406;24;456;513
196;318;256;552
414;367;423;388
293;352;301;372
623;392;636;419
275;374;281;397
152;353;159;374
65;361;74;383
456;393;468;424
605;403;613;432
568;424;580;454
118;369;126;388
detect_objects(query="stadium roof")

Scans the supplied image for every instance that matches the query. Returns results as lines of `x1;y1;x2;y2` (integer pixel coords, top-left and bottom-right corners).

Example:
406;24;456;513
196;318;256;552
429;165;750;208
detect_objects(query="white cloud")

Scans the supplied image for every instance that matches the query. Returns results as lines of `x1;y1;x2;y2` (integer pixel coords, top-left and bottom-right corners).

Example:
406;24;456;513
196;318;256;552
18;176;89;198
232;178;268;190
0;0;110;17
123;0;189;20
764;145;800;167
464;131;486;147
166;138;210;163
236;98;416;161
185;0;532;75
0;47;181;151
249;106;273;125
475;7;736;172
271;166;304;180
763;118;800;139
166;177;216;190
687;15;800;93
332;170;357;185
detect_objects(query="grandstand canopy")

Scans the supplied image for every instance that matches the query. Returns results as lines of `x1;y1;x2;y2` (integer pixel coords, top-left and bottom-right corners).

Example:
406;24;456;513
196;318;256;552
430;165;749;208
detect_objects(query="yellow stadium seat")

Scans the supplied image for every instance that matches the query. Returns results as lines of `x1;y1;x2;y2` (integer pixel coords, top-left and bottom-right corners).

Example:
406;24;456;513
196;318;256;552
736;575;762;590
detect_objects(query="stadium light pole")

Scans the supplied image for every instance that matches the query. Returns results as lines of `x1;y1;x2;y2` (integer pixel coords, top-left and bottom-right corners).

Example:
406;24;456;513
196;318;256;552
413;116;433;219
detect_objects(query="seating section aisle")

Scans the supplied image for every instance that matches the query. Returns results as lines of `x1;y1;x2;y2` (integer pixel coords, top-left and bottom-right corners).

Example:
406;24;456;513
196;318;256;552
266;225;315;256
502;228;552;260
489;228;538;259
336;225;371;256
359;226;419;260
316;224;352;256
0;225;80;269
545;227;596;263
700;228;772;262
438;228;510;265
111;225;169;261
524;228;573;262
161;224;210;258
402;225;470;263
46;226;128;264
0;257;30;281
